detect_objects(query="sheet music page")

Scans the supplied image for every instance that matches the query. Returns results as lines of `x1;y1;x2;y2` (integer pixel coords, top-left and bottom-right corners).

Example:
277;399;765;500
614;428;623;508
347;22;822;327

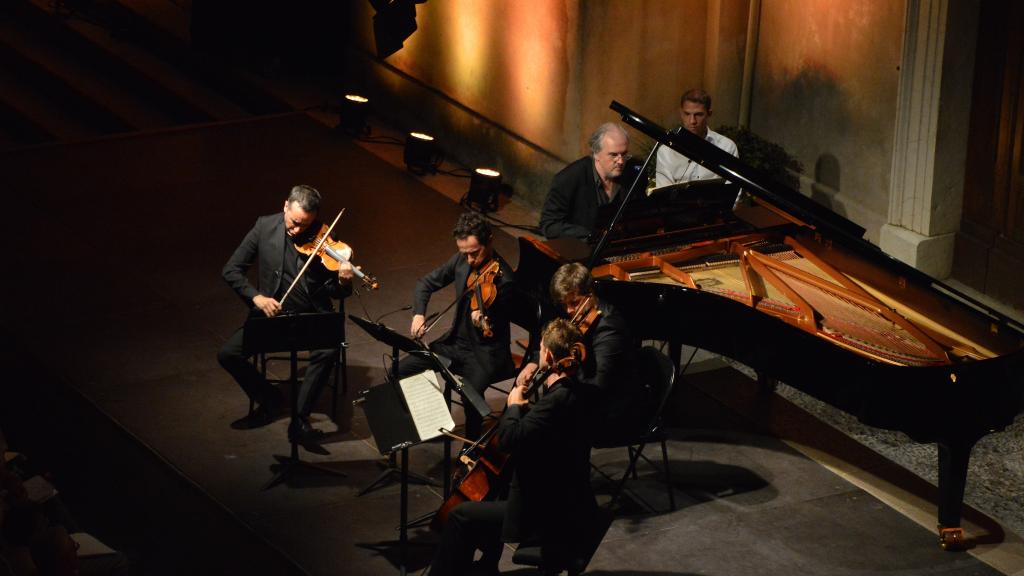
71;532;117;557
399;370;454;442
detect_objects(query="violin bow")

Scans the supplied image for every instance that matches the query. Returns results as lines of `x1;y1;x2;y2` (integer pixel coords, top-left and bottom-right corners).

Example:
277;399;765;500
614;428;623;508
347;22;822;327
278;208;345;309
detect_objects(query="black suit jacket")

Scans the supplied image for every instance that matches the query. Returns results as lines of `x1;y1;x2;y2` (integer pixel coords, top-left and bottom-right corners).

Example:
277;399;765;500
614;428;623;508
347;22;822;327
413;251;516;381
497;376;597;544
222;212;350;313
539;156;599;240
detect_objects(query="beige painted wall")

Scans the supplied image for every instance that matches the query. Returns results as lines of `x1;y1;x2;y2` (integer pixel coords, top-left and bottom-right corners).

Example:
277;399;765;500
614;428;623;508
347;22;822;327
578;0;711;158
749;0;907;242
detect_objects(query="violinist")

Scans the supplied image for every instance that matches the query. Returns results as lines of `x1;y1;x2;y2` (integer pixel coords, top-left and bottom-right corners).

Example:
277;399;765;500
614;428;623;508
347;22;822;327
218;185;354;444
398;212;514;440
429;319;598;576
515;263;639;437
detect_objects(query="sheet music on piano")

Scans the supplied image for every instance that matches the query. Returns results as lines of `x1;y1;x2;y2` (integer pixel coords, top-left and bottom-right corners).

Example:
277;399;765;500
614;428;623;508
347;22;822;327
646;176;728;197
399;370;455;442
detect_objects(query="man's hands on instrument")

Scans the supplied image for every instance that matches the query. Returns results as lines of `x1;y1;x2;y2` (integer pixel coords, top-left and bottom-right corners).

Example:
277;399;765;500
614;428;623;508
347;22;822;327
253;294;282;318
338;261;355;282
507;379;529;407
515;362;538;390
411;314;426;339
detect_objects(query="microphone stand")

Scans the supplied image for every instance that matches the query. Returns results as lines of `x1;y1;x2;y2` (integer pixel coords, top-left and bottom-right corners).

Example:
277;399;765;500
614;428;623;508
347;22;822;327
587;127;680;269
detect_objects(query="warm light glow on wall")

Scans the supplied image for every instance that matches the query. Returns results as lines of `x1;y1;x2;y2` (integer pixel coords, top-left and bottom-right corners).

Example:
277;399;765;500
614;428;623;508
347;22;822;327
386;1;572;155
448;3;495;105
504;2;567;145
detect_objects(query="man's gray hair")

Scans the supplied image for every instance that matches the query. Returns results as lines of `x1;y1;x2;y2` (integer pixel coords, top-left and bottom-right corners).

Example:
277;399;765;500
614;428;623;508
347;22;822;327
287;184;321;213
588;122;629;155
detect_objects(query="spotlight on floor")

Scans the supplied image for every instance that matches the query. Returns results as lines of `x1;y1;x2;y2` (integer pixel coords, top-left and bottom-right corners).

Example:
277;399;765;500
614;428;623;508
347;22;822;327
337;94;371;137
404;132;441;175
465;168;502;213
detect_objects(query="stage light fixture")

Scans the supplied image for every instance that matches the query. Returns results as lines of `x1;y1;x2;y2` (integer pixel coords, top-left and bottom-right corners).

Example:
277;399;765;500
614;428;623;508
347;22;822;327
466;168;502;213
370;0;425;58
337;94;371;136
404;132;441;174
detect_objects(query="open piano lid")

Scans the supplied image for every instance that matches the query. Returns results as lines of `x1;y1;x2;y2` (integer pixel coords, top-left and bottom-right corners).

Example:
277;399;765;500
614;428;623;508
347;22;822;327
611;100;866;240
608;100;1024;334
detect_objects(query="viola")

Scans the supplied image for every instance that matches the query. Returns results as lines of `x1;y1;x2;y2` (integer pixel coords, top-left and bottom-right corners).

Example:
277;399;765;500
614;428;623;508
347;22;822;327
570;294;602;336
416;258;502;341
295;223;380;291
466;259;501;338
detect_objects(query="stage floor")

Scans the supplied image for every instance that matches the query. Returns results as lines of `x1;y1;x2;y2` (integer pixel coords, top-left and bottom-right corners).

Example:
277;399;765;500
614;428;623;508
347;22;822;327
0;114;1019;575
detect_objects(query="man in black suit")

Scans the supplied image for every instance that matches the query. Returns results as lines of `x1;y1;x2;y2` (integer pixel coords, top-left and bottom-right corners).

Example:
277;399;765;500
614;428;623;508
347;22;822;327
515;263;640;435
400;211;515;440
218;185;353;442
429;318;598;576
539;123;631;240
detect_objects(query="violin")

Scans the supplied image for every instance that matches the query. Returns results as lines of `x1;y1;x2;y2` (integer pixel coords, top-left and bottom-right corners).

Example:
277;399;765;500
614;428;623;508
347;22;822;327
295;223;380;291
431;344;586;530
466;259;500;338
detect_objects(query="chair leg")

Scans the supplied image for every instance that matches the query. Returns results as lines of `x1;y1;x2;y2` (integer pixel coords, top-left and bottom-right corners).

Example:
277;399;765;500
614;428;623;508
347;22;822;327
248;353;264;417
661;438;675;511
340;341;349;397
610;443;645;508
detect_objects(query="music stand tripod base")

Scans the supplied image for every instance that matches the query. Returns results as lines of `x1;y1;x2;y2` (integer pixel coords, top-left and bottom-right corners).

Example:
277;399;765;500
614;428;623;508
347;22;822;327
243;312;349;490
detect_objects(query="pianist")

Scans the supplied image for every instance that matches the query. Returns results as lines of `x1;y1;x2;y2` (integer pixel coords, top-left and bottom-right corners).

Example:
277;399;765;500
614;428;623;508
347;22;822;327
539;123;631;240
655;88;738;187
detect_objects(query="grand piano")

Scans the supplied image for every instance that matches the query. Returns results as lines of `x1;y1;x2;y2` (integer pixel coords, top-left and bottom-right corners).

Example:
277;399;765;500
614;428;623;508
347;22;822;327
516;101;1024;550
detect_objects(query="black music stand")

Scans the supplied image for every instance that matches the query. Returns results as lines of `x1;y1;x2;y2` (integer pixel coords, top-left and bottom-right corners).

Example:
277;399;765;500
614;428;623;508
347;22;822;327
354;381;442;576
243;312;348;490
350;315;441;496
350;315;492;499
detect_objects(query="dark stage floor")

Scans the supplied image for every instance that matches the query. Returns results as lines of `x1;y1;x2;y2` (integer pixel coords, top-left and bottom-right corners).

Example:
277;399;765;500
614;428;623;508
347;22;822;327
1;114;1020;575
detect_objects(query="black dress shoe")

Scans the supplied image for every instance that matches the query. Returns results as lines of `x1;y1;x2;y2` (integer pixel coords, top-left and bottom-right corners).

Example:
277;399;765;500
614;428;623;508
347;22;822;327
288;419;325;444
230;405;275;430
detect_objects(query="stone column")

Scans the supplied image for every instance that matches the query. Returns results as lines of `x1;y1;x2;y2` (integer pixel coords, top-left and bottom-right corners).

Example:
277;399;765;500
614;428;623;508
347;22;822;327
880;0;979;278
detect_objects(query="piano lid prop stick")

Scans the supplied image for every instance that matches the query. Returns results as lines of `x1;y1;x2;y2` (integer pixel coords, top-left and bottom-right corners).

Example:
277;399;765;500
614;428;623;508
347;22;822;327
586;119;675;269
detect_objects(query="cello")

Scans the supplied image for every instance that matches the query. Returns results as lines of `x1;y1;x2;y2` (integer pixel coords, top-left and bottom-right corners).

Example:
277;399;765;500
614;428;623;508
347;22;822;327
430;341;586;530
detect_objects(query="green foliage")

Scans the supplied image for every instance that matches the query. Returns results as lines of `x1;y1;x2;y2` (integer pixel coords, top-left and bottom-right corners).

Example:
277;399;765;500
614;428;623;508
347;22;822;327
717;125;803;191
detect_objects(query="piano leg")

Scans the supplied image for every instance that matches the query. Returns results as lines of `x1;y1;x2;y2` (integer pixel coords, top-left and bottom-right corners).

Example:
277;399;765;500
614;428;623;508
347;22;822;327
936;439;976;551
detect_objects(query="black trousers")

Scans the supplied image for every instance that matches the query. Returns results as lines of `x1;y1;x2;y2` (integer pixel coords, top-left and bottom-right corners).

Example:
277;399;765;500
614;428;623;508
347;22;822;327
217;325;338;417
396;340;493;439
429;501;505;576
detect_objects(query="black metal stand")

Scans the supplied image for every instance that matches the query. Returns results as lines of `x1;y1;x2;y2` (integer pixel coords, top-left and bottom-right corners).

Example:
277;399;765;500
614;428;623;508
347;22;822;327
243;312;349;490
354;375;443;574
356;330;436;496
263;347;349;490
351;315;487;574
350;315;487;500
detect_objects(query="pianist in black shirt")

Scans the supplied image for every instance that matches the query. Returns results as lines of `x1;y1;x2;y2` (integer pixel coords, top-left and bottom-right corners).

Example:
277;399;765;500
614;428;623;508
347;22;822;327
539;123;631;240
